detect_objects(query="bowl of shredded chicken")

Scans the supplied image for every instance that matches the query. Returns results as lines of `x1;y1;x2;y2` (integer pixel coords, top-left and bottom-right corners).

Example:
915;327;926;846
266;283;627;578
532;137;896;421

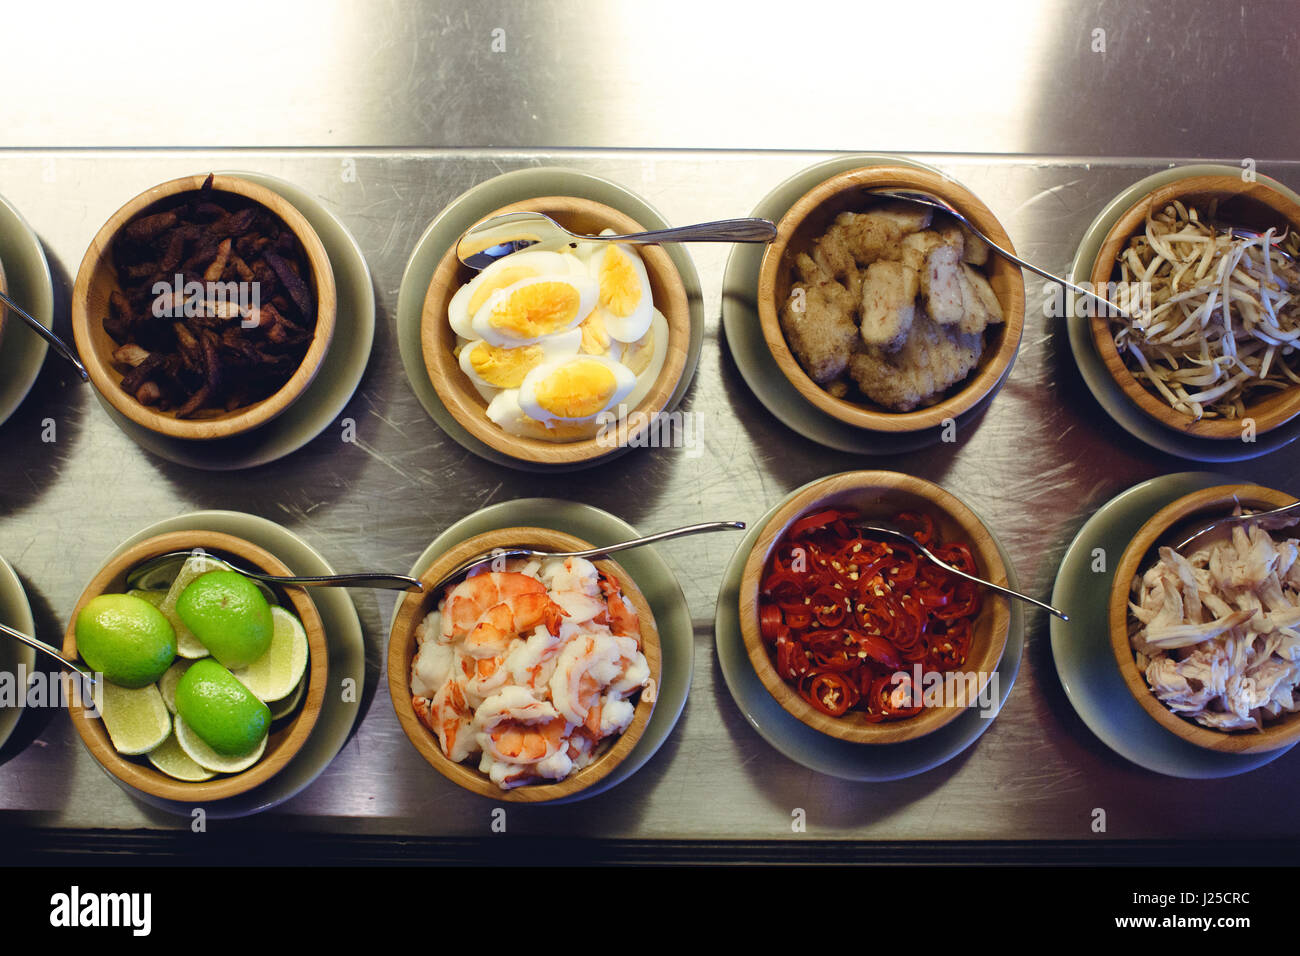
1089;174;1300;439
388;527;660;799
1110;484;1300;753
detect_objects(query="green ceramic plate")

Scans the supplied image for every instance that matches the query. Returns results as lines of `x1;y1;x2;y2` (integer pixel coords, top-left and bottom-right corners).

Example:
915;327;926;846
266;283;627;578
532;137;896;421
0;191;54;429
721;154;1014;454
1067;164;1300;462
1050;471;1294;777
0;555;37;750
396;167;705;473
76;510;365;817
93;171;376;470
714;477;1025;780
394;498;692;803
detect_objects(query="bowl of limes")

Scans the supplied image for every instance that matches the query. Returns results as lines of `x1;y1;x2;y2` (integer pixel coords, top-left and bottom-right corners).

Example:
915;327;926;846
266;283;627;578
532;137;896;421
62;530;327;803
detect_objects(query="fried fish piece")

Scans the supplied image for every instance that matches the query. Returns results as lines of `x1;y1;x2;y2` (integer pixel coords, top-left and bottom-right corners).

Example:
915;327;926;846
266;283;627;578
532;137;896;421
848;311;984;411
858;259;919;351
780;253;859;383
810;202;933;279
902;226;965;327
956;263;1004;336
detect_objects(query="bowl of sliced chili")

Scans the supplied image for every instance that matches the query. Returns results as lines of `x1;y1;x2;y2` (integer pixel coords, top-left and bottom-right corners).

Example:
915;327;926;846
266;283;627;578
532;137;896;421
739;471;1012;744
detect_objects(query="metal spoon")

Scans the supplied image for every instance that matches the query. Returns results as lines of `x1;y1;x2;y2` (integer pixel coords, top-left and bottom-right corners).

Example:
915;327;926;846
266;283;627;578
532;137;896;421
427;520;746;595
129;551;423;592
867;187;1131;320
0;290;89;381
1170;498;1300;552
855;518;1070;621
0;621;97;686
456;212;777;271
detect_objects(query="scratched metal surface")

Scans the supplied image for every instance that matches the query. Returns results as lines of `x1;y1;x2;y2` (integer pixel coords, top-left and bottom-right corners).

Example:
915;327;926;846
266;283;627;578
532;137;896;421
3;0;1299;161
0;150;1298;841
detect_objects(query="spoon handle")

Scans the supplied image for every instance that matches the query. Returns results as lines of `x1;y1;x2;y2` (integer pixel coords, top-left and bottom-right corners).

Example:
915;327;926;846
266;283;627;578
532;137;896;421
916;543;1070;621
430;521;747;594
240;570;424;591
555;521;748;561
0;621;97;681
606;219;777;245
0;290;90;381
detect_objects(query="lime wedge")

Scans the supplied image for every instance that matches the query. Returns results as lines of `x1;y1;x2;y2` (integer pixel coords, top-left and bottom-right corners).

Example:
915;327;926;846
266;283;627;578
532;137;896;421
174;716;267;773
147;733;215;781
268;677;306;720
158;554;227;659
158;659;194;714
99;682;172;756
231;607;309;702
127;589;166;608
126;556;187;593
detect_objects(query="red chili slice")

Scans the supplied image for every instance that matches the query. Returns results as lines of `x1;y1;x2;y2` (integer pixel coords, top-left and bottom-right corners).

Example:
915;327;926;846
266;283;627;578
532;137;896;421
803;672;859;716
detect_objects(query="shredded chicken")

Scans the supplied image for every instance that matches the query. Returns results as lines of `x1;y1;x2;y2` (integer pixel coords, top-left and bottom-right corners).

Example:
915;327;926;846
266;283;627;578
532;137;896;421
1129;510;1300;732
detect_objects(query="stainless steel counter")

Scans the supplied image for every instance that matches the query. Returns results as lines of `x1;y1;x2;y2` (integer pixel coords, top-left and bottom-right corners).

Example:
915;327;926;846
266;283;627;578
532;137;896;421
0;1;1297;847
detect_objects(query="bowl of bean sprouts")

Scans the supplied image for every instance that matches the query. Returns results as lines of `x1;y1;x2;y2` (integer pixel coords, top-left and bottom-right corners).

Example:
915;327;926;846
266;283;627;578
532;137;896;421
1088;174;1300;439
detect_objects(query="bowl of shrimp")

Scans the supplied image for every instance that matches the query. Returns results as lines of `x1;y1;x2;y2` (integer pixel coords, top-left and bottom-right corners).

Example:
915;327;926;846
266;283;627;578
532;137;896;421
387;526;661;801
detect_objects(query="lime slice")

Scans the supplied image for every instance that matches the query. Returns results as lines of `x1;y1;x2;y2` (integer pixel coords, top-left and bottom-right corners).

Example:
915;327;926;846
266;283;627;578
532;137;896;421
232;607;309;702
174;716;267;773
126;556;187;593
99;682;172;756
147;733;215;781
158;659;193;714
268;677;306;720
127;589;166;608
158;554;227;659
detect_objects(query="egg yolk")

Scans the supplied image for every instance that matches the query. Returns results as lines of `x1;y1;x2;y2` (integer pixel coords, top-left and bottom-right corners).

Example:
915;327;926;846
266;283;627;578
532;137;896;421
598;249;641;317
579;310;610;355
468;265;541;315
467;341;545;388
488;282;583;339
533;360;619;419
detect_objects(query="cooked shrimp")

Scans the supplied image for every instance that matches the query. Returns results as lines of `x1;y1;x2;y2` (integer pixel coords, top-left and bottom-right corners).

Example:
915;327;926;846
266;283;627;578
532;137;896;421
413;560;652;790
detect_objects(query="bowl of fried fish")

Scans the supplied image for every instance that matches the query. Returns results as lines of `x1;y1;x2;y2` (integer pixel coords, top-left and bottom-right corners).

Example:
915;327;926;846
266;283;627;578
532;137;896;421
757;165;1024;433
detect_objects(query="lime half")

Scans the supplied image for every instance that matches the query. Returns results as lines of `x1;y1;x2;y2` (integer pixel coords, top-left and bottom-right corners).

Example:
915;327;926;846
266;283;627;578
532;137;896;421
99;682;172;756
233;607;309;702
174;717;267;773
148;733;215;782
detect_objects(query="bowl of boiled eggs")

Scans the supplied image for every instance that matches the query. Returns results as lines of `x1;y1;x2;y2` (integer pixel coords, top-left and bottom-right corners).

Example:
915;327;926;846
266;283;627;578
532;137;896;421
421;195;691;466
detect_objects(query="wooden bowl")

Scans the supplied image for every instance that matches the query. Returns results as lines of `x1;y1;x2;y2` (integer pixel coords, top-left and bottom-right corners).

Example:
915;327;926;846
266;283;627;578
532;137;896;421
1088;175;1300;439
757;165;1025;432
388;527;661;801
1108;483;1300;753
63;530;328;802
72;174;337;441
739;471;1011;744
421;196;690;465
